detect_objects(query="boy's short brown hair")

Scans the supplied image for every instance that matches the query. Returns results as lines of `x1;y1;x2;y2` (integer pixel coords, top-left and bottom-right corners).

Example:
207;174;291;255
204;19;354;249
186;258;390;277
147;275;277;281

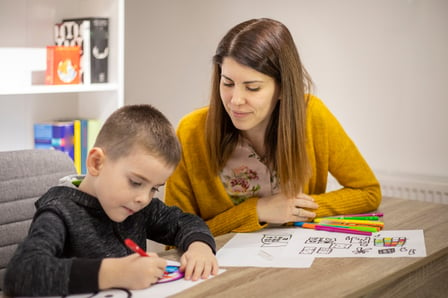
94;104;181;167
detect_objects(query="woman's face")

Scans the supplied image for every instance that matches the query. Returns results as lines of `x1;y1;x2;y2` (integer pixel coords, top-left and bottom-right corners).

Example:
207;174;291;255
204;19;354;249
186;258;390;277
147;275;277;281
220;57;280;137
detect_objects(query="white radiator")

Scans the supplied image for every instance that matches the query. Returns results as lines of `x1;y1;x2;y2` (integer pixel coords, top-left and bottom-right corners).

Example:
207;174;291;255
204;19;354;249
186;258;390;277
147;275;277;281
327;172;448;205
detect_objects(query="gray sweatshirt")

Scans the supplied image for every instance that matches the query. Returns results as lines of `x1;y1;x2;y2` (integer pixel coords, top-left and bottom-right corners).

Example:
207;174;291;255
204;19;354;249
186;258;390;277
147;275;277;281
3;183;215;296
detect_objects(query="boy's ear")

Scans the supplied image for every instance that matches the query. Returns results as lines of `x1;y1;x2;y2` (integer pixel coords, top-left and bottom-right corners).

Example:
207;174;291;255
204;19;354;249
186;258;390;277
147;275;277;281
86;147;105;176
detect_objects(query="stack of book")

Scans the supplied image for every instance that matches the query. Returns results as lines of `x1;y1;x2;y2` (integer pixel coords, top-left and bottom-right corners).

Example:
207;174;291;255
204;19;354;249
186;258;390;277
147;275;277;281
34;119;101;174
54;17;109;84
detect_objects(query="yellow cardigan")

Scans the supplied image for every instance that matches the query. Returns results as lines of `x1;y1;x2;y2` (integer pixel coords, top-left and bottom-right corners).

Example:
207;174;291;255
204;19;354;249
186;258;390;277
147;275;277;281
165;95;381;236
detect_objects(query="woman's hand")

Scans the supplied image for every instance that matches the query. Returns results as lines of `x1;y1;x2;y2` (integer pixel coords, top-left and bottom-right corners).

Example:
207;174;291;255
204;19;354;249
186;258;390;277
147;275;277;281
257;192;318;224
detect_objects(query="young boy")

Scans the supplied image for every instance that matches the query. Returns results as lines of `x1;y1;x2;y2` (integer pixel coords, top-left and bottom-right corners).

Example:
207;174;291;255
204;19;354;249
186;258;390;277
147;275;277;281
3;105;218;296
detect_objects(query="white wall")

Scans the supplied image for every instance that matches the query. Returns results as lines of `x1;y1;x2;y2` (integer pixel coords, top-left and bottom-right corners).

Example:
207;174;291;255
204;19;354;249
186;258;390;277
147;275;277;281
125;0;448;180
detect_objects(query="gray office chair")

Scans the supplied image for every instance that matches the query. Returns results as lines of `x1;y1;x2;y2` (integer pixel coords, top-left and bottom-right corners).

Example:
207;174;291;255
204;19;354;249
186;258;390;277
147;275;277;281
0;149;76;291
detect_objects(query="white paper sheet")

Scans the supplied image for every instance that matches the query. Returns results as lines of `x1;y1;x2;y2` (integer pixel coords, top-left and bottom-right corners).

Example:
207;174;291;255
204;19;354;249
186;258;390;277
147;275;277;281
217;230;315;268
217;228;426;268
65;262;225;298
130;269;226;298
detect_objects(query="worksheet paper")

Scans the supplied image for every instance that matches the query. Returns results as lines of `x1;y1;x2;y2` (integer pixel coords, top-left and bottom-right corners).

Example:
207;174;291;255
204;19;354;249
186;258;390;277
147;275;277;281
217;228;426;267
64;262;226;298
217;229;315;268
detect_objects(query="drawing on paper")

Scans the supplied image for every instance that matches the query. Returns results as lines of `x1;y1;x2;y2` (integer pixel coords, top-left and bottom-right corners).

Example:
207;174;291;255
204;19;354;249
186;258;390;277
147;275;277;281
374;236;407;247
260;233;292;247
296;231;422;257
216;229;426;270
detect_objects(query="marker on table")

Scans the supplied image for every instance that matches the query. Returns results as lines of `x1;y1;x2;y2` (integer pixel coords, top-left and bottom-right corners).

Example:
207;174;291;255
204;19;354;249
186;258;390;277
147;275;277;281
340;213;384;217
321;216;380;221
314;218;384;228
317;223;380;233
294;222;373;236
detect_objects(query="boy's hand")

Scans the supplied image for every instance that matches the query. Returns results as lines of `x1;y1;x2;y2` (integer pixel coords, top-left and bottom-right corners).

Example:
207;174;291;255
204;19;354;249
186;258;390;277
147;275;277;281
99;253;167;290
179;241;219;281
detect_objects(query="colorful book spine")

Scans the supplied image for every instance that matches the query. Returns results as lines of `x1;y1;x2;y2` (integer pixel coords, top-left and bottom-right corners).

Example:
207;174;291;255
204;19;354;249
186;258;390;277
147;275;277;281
34;121;75;160
34;119;101;175
80;119;89;175
34;123;53;149
73;120;81;174
87;119;101;151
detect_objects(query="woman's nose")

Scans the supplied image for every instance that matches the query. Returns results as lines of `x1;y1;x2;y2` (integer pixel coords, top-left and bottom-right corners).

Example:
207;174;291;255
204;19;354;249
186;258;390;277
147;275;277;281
230;88;245;105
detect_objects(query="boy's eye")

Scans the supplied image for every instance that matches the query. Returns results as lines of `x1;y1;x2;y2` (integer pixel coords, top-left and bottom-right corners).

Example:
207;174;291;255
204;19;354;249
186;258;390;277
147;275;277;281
129;179;142;187
151;186;160;193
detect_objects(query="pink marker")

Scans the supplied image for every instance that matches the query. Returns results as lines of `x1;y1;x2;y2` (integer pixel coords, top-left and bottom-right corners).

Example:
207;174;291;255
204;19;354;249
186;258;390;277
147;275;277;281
342;213;383;217
294;222;372;236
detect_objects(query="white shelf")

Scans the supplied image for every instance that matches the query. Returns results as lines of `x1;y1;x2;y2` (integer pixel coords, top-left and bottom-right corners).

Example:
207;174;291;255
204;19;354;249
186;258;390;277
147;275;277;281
0;83;119;96
0;0;124;152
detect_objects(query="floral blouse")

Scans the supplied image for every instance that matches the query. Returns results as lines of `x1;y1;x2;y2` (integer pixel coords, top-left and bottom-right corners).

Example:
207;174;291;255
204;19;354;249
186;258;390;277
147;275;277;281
220;137;279;205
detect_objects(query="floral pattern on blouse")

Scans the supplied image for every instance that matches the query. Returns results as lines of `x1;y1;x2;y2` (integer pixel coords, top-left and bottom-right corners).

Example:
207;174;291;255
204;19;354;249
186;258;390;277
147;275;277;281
220;137;279;205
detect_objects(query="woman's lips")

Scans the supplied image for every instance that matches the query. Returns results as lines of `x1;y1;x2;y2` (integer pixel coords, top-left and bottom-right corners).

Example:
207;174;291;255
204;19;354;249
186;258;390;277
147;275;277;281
231;110;250;118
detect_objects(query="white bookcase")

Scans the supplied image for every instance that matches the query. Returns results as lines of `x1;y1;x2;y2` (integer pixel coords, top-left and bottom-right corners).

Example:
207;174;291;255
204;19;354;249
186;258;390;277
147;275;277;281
0;0;124;151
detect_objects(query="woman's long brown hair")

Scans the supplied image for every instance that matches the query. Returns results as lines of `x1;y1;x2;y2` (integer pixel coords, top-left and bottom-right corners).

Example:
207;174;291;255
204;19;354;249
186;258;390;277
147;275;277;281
205;18;313;197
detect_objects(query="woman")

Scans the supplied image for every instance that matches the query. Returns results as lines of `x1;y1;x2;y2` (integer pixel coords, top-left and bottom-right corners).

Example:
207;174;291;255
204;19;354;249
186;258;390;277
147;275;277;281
165;18;381;237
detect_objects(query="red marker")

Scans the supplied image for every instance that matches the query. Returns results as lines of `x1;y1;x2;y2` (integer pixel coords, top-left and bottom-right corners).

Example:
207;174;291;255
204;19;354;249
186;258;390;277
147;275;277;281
124;238;149;256
124;238;184;283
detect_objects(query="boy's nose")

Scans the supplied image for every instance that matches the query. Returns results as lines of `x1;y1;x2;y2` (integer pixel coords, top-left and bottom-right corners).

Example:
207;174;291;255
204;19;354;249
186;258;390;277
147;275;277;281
135;193;151;205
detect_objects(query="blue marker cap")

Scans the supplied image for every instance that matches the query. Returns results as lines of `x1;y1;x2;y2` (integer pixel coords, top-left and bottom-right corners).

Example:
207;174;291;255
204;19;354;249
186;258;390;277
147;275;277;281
293;222;305;227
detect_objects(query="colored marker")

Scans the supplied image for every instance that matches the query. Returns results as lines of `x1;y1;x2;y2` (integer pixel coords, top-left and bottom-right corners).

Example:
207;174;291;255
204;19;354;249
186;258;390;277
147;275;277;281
314;218;384;228
322;216;380;221
124;238;181;276
341;213;383;217
316;220;382;230
294;222;372;236
317;223;380;233
125;238;149;256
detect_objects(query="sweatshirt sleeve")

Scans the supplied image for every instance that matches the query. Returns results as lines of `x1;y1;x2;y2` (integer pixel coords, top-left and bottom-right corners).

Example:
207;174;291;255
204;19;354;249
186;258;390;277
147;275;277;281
144;199;216;253
3;211;102;296
306;97;382;216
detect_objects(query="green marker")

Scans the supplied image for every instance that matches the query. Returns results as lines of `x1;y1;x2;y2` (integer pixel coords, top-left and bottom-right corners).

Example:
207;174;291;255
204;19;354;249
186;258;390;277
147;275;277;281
323;216;379;221
318;223;379;233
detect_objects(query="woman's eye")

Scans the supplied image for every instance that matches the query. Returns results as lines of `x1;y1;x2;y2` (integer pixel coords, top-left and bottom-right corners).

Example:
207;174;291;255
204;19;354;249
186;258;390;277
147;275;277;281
222;81;234;87
247;86;260;92
151;187;160;193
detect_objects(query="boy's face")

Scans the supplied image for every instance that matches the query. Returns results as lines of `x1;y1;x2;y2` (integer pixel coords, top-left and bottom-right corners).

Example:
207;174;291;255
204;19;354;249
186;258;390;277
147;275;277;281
88;147;174;222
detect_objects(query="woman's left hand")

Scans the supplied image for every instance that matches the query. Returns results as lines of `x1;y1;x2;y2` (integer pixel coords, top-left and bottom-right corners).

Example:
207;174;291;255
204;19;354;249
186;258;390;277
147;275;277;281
257;192;318;223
